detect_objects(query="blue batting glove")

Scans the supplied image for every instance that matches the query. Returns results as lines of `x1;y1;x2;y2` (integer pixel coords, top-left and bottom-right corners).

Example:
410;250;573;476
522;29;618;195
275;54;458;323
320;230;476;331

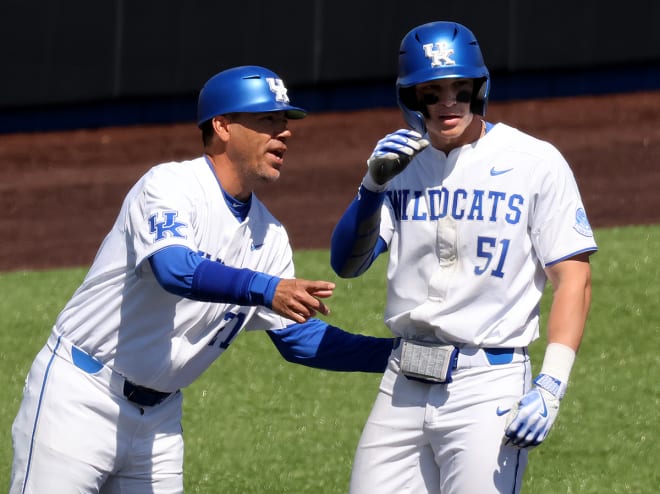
504;373;567;448
367;129;429;185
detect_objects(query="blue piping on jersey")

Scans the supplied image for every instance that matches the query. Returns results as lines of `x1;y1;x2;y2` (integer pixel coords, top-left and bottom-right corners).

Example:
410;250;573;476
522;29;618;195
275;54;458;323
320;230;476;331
545;246;598;267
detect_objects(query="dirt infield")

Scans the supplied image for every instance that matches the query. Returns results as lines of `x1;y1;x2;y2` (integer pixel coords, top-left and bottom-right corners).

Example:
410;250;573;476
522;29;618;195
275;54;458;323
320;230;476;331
2;91;659;272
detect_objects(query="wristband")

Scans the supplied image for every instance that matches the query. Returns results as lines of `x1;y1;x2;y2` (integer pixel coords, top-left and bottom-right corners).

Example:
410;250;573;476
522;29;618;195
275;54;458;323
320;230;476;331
248;272;281;308
361;170;388;192
539;342;576;387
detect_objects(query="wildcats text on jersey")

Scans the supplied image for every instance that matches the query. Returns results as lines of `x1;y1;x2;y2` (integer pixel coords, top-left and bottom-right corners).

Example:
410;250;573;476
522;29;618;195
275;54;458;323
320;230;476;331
387;187;524;224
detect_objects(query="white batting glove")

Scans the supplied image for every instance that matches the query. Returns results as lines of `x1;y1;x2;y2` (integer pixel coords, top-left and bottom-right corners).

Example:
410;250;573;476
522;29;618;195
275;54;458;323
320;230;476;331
504;373;567;448
365;129;430;187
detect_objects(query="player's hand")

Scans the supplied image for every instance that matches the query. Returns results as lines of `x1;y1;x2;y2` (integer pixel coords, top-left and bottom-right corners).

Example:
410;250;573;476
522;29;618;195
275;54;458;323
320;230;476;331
270;278;335;323
503;373;566;448
366;129;430;185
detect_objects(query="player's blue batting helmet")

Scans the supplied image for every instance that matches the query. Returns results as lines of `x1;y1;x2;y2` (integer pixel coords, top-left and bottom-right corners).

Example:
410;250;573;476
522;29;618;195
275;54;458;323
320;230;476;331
397;21;490;132
196;65;307;127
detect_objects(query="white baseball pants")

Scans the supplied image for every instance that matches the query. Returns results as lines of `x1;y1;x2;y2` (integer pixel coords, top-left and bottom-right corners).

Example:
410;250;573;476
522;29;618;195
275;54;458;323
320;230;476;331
349;345;531;494
10;334;184;494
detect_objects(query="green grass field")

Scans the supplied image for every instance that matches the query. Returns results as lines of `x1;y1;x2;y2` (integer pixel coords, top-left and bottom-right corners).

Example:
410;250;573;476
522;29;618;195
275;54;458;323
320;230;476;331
1;225;658;493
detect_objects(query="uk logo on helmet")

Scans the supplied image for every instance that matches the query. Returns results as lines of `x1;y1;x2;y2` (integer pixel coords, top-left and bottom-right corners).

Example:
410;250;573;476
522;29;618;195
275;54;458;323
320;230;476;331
266;78;290;103
423;42;456;67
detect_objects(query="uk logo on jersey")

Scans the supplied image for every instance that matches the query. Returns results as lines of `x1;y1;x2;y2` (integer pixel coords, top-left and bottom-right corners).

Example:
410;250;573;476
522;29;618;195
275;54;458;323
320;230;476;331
423;42;456;67
266;77;290;103
149;211;187;241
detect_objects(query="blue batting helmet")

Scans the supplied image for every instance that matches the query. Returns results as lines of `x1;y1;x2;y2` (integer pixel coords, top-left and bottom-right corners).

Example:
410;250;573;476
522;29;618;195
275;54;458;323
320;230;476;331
397;21;490;132
196;65;307;127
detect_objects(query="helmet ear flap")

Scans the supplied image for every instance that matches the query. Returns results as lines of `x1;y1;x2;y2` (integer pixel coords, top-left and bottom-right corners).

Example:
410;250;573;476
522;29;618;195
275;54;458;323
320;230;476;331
397;86;427;133
399;86;429;117
471;77;489;116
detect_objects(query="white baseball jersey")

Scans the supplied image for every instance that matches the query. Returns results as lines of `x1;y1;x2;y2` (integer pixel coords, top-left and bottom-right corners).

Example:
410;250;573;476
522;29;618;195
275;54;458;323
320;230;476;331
378;123;597;347
54;156;293;392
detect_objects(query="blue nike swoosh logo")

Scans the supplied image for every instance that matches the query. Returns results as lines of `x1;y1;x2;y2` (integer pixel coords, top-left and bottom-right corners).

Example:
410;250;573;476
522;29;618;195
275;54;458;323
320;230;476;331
496;406;511;416
490;167;513;176
251;243;264;251
539;400;548;417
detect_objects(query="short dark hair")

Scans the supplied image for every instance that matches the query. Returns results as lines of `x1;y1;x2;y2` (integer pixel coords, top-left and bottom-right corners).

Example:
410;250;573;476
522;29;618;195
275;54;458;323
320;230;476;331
200;119;215;147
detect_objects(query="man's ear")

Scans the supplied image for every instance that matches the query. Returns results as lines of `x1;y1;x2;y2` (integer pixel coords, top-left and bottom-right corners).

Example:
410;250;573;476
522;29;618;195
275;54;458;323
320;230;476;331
212;115;231;142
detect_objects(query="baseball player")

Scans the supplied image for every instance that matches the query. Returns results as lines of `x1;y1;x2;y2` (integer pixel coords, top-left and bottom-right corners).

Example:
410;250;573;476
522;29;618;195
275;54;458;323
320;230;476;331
330;21;598;493
10;65;395;494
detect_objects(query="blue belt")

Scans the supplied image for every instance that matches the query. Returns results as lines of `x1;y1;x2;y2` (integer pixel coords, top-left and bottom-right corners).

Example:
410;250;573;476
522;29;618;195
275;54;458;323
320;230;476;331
484;347;516;365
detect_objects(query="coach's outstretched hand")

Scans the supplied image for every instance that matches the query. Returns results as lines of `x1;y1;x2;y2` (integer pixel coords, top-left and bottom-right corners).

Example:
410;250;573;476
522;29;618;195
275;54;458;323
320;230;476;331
504;373;567;448
365;129;430;187
271;279;335;323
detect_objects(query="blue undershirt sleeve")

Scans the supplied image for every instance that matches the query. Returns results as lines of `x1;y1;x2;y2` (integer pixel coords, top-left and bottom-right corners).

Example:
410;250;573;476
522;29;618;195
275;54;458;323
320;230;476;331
267;319;397;373
330;185;388;278
148;246;202;297
149;245;280;307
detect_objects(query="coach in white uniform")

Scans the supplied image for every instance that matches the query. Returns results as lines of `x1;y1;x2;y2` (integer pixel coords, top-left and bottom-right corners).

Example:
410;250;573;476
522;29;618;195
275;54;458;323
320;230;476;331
331;21;598;493
10;65;395;493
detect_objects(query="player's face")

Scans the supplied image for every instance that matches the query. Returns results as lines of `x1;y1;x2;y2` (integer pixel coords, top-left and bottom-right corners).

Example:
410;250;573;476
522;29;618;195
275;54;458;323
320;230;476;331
415;78;478;151
226;111;292;185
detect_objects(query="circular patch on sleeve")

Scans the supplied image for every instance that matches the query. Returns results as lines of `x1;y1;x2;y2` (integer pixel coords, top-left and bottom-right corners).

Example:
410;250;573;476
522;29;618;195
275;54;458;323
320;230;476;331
573;208;593;237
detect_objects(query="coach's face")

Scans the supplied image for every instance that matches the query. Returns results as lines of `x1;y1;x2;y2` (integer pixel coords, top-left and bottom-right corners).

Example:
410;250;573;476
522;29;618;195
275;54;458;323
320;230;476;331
226;111;292;185
415;78;478;151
